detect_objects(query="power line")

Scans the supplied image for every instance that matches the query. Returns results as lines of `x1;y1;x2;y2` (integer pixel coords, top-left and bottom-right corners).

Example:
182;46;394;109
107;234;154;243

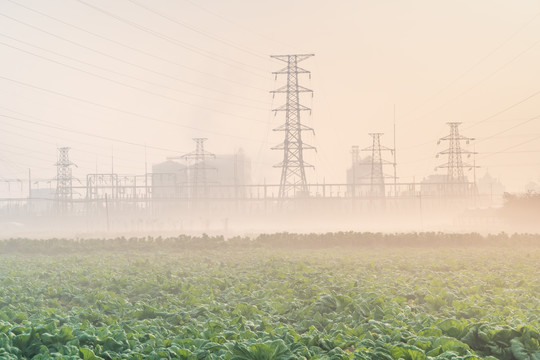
477;163;540;168
476;133;540;140
0;112;182;155
126;0;268;60
5;0;268;96
0;139;57;163
0;11;268;105
0;95;276;168
467;117;536;124
0;40;271;121
475;115;540;144
181;0;292;49
0;75;272;144
402;10;540;120
482;150;540;154
0;87;276;169
465;89;540;130
0;122;182;175
76;0;268;77
0;117;153;167
0;153;51;174
412;35;540;125
478;135;540;160
403;87;540;151
0;33;268;111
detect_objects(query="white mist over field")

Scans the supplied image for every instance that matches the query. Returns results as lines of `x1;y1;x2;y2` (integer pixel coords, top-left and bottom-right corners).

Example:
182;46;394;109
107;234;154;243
1;0;540;237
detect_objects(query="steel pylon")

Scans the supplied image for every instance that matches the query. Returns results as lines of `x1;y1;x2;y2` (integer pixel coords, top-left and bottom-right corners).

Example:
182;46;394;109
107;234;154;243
175;138;215;199
55;147;76;213
270;54;315;198
436;122;476;182
361;133;394;197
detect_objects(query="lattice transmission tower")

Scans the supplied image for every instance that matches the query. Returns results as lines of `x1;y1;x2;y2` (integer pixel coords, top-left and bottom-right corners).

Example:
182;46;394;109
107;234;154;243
270;54;316;198
55;147;76;212
436;122;476;184
170;138;215;199
361;133;394;197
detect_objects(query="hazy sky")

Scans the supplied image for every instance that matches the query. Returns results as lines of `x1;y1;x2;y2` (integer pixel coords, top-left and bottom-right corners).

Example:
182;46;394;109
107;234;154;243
1;0;540;196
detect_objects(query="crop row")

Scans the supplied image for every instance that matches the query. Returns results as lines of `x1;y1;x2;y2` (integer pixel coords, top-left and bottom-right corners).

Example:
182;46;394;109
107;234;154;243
0;244;538;359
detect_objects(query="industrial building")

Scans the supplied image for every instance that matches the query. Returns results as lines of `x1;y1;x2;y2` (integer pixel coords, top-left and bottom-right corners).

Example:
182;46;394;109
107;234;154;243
152;149;251;200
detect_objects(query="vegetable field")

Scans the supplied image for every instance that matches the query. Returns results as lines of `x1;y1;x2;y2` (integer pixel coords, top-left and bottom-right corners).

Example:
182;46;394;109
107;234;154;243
0;235;538;360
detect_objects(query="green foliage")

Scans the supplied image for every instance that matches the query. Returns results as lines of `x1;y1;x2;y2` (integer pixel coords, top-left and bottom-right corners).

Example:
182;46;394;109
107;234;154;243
229;339;294;360
0;237;537;359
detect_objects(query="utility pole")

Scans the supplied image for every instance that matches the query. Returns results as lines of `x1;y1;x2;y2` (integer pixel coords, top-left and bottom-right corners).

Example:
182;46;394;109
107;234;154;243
55;147;76;214
362;133;394;197
270;54;316;199
436;122;477;195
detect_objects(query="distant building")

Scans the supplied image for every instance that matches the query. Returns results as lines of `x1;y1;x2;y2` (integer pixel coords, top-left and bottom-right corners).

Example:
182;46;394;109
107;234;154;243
206;149;251;185
204;149;251;197
346;155;373;196
152;149;251;199
152;160;187;199
421;173;476;197
28;187;56;215
420;174;448;197
477;171;505;207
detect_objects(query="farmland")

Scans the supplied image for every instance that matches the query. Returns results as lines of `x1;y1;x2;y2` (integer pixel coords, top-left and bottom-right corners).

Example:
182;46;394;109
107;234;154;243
0;234;539;360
